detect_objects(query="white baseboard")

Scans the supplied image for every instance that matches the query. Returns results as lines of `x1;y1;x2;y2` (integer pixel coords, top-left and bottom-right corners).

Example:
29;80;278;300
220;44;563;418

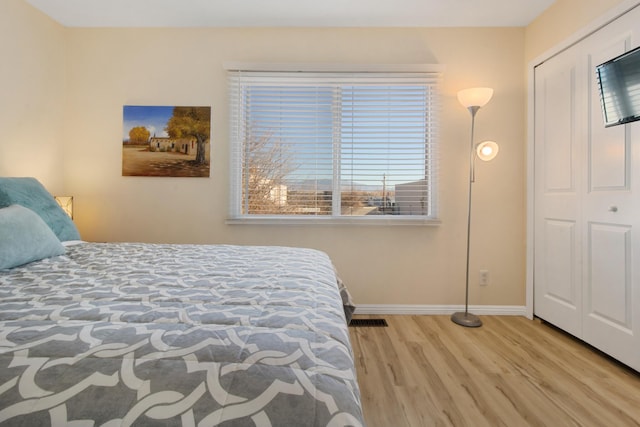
354;304;527;316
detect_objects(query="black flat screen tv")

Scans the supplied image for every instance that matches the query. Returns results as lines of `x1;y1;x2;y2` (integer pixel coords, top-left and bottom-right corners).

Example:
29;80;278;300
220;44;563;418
596;45;640;127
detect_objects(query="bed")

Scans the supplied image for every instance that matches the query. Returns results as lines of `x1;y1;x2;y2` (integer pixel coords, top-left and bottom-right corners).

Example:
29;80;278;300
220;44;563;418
0;178;364;426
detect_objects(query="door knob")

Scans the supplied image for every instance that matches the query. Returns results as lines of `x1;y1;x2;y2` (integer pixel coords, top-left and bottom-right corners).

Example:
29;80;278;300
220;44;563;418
609;206;618;212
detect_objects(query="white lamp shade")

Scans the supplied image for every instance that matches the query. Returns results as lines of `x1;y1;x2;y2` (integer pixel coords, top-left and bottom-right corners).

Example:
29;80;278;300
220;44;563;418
457;87;494;108
476;141;499;161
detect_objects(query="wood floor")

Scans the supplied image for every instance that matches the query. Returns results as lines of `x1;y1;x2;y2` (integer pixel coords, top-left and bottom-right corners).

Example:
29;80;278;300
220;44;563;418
349;315;640;427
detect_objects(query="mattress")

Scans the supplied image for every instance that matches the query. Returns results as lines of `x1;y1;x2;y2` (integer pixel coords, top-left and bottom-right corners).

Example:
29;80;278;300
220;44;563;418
0;242;364;426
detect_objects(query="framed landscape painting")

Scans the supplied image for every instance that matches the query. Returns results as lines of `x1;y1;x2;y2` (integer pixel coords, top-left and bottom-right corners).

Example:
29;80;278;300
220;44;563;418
122;105;211;177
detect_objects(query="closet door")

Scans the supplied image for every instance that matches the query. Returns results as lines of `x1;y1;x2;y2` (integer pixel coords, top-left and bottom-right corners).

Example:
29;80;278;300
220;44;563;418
534;5;640;371
581;14;640;370
533;44;584;338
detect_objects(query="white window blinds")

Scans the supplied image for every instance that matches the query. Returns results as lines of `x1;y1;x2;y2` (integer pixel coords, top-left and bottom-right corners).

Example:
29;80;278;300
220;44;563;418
228;70;441;221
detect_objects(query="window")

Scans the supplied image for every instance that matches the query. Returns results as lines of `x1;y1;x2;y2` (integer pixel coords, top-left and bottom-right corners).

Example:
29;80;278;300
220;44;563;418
228;67;441;223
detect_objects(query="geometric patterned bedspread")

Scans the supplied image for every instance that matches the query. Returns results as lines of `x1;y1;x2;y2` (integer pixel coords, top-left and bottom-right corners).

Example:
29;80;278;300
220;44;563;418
0;243;365;426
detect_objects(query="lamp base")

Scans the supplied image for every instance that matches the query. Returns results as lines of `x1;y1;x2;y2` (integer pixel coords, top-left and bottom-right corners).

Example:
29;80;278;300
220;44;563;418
451;311;483;328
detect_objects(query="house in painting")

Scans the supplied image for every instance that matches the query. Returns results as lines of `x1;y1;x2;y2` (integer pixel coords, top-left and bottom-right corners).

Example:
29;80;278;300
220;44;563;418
148;136;207;155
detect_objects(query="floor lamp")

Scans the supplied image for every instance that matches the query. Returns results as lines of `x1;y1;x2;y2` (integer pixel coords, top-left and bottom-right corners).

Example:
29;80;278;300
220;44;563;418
451;87;499;328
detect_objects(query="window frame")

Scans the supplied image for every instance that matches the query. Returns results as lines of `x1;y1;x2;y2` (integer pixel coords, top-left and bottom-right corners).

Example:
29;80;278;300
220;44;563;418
226;63;443;226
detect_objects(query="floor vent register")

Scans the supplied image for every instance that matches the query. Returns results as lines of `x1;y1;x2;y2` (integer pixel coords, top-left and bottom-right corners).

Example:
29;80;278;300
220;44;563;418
348;318;388;327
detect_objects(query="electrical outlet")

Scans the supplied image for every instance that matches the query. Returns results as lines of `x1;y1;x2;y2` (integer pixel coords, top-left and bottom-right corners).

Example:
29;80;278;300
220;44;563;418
479;270;489;286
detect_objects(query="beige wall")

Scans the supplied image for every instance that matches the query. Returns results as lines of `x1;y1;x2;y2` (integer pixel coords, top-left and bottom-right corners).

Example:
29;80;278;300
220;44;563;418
0;0;630;309
0;0;67;193
525;0;627;62
4;0;624;308
59;27;526;306
0;0;629;305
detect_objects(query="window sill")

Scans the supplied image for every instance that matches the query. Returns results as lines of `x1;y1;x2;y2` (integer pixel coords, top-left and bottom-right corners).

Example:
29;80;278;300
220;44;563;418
225;216;441;226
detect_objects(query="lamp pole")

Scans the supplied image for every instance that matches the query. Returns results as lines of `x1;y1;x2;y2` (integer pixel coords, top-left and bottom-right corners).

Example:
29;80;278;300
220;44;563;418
451;105;483;328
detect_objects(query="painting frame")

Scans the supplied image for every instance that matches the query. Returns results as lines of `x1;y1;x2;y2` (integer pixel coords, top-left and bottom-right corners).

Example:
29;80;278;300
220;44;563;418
122;105;211;177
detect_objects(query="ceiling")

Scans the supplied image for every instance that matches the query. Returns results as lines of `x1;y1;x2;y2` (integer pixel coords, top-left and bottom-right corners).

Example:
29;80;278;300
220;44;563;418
25;0;556;28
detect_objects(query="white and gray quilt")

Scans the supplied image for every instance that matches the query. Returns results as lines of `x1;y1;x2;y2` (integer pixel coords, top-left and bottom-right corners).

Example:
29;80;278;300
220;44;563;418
0;243;364;426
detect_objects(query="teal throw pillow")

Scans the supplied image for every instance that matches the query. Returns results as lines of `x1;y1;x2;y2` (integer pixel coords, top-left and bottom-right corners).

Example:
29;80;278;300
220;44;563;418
0;177;80;241
0;204;66;270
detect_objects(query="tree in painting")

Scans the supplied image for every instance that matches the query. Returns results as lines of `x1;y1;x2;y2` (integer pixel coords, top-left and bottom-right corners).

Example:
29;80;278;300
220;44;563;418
165;107;211;164
128;126;150;144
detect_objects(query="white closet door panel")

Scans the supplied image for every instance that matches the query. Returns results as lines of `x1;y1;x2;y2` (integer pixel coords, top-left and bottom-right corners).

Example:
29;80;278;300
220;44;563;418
544;68;576;192
581;10;640;370
541;219;579;305
534;45;583;337
587;223;632;329
584;223;636;367
589;37;630;191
